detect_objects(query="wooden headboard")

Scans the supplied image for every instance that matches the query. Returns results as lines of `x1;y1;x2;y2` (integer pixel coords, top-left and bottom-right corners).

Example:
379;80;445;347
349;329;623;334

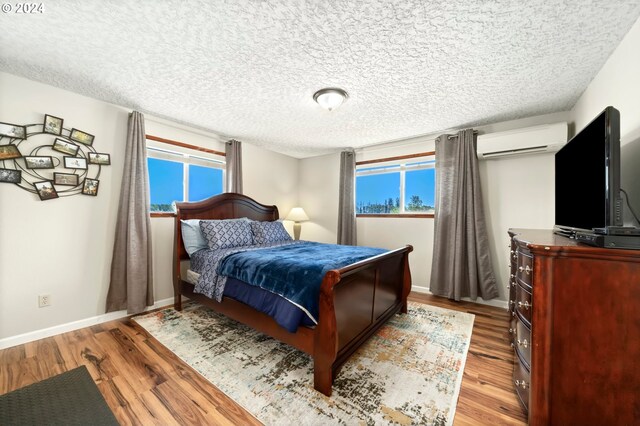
174;192;279;261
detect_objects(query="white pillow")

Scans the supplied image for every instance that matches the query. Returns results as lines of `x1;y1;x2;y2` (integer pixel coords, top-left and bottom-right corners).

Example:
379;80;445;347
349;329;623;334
180;220;208;256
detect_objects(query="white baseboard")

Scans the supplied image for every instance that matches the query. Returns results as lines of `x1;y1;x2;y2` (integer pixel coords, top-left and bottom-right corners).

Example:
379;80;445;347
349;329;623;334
0;297;175;350
1;287;508;350
412;285;509;309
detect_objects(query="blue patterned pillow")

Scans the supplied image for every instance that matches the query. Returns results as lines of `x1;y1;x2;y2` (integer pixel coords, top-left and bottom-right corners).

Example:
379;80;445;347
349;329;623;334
200;219;254;249
251;221;292;245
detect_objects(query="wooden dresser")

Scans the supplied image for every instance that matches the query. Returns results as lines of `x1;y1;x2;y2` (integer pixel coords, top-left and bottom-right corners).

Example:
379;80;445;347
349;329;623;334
507;229;640;425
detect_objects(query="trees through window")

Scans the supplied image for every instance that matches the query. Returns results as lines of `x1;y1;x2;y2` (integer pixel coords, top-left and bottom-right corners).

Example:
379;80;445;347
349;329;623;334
356;155;435;215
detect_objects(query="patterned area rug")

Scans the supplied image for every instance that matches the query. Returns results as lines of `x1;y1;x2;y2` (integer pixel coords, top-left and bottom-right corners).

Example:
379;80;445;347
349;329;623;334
133;302;474;425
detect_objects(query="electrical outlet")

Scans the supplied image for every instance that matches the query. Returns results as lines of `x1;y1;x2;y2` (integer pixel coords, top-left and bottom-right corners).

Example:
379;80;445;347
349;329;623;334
38;294;51;308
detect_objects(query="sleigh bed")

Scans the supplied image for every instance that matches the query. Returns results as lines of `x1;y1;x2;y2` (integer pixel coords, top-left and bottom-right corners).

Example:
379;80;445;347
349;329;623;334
173;193;413;396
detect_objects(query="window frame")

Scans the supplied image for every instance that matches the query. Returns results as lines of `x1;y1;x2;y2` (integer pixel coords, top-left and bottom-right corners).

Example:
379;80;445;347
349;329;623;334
356;151;435;219
146;134;226;217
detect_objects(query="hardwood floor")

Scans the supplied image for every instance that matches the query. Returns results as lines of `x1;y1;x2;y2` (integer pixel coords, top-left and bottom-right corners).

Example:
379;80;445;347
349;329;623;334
409;293;527;425
0;293;526;425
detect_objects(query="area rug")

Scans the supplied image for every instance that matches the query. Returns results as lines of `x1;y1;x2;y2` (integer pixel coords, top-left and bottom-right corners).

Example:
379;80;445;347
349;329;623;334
134;302;474;425
0;365;119;426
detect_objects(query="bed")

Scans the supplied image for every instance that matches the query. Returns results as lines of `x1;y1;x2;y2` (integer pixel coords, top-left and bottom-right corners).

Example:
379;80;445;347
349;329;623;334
173;193;413;396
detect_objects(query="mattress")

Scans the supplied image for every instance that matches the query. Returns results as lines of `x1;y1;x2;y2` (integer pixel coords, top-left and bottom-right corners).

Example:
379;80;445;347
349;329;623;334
185;269;314;333
185;269;201;285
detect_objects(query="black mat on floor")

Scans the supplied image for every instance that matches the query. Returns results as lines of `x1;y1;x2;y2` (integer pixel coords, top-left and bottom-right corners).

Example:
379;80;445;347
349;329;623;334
0;365;119;426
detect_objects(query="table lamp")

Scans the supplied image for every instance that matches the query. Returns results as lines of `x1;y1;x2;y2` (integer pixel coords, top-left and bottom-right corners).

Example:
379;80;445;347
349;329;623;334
285;207;309;240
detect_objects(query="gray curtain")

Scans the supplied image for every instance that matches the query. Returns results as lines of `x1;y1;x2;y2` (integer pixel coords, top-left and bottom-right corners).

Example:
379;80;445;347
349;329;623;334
430;129;499;301
337;150;357;245
225;139;243;193
106;111;154;314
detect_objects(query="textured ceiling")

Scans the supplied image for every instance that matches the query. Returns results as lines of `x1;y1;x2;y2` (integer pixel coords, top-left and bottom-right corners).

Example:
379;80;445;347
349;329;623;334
1;1;639;158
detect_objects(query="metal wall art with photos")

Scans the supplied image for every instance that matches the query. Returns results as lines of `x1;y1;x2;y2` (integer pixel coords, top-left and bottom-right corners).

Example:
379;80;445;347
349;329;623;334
0;115;110;200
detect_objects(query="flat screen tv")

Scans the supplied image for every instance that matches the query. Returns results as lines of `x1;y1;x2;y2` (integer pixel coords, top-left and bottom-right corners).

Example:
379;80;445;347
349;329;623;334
554;106;622;235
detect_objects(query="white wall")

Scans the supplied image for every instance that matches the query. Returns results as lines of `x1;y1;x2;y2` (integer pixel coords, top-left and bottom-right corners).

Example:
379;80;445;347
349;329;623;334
0;72;299;341
570;16;640;224
0;72;128;339
242;142;299;221
298;152;340;243
480;154;555;300
358;218;434;290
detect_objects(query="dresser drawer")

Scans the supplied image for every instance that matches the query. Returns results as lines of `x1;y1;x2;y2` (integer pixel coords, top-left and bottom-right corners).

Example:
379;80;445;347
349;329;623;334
516;252;534;289
514;350;530;412
509;315;517;345
515;318;531;368
510;245;518;263
508;279;517;311
516;283;532;326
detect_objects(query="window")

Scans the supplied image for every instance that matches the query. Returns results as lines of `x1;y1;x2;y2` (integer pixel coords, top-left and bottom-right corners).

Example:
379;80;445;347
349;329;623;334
147;141;225;213
356;153;435;216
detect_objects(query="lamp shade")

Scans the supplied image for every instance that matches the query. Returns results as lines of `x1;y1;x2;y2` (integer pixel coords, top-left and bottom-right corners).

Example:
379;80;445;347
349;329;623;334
285;207;309;222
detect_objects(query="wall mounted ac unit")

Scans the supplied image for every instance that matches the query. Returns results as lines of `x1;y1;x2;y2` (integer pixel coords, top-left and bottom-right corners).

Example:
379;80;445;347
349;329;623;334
476;122;568;160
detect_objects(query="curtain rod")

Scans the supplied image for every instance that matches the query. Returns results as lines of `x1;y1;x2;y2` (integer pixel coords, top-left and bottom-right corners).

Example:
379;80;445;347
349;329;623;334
447;130;479;139
355;129;480;152
146;134;226;156
356;150;435;166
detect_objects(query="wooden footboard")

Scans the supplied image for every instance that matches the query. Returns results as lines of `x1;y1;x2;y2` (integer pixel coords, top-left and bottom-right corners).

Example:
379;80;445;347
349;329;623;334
314;245;413;396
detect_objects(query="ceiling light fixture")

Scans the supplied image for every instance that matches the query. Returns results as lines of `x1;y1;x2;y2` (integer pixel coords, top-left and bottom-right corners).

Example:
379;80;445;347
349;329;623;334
313;88;348;111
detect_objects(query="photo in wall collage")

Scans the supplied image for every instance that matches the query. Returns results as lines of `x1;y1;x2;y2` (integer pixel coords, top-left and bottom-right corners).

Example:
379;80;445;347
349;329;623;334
0;114;110;201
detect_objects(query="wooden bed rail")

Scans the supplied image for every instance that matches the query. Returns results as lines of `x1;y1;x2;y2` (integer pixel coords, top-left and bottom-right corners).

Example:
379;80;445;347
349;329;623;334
329;245;413;282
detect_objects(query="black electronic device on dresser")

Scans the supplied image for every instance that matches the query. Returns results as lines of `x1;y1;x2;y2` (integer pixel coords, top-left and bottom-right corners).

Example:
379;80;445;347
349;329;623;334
554;106;640;247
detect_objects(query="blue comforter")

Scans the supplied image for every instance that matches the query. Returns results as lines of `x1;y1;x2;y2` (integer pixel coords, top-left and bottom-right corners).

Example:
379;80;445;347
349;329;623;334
218;241;387;323
191;240;299;302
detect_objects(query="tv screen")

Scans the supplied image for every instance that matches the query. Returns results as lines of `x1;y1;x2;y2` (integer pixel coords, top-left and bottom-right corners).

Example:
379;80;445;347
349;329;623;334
555;106;621;234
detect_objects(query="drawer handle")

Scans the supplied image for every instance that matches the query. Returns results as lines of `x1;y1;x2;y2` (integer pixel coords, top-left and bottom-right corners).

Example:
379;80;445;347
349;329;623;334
509;328;515;334
517;338;529;348
518;301;531;310
515;379;529;390
518;265;533;275
510;273;515;279
509;300;516;307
